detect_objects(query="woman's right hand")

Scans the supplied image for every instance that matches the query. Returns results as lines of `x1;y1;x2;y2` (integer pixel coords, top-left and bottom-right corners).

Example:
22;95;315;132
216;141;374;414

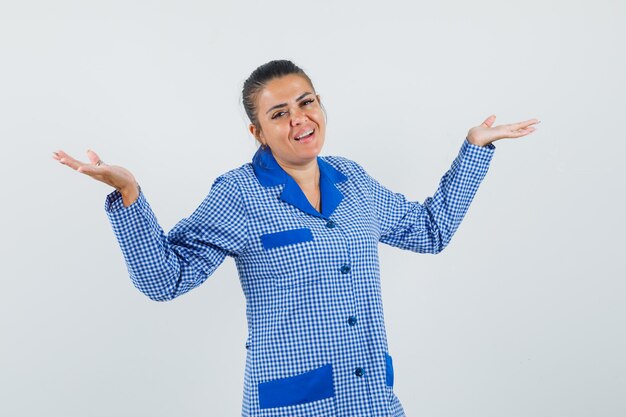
52;149;140;207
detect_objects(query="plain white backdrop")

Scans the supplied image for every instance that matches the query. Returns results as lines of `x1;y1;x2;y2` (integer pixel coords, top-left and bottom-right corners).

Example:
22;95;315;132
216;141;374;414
1;1;624;416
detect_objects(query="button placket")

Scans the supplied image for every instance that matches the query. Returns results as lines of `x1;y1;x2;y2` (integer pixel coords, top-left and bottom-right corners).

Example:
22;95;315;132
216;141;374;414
321;213;365;388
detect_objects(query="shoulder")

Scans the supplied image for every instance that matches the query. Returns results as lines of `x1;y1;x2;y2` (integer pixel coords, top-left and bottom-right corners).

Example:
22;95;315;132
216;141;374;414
320;155;370;179
209;162;261;193
215;162;255;183
197;163;256;204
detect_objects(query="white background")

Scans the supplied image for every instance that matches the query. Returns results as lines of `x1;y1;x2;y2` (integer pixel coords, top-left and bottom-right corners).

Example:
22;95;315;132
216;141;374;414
1;1;625;416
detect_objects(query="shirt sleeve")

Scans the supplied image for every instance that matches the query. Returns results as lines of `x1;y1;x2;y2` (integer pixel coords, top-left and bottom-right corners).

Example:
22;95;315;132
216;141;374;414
105;175;249;301
357;138;495;254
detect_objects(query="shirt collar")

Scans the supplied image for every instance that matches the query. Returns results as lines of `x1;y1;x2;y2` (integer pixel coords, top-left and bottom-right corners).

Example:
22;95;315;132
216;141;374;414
252;146;347;219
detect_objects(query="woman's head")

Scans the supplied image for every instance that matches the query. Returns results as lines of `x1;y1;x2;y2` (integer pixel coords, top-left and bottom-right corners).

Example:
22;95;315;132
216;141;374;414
243;60;326;168
243;60;314;129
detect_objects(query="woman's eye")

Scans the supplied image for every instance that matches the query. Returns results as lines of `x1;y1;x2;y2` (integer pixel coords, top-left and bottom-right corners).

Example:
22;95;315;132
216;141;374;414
302;99;314;106
272;111;286;119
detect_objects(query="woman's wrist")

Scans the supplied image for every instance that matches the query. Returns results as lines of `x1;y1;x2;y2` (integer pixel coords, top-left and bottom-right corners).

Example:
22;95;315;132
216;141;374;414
119;181;140;207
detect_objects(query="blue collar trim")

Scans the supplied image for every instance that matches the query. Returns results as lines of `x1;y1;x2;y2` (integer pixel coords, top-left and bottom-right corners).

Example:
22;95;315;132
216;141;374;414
252;146;347;219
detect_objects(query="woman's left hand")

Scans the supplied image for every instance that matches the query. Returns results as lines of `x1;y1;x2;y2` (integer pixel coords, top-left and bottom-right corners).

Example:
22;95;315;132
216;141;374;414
466;115;540;147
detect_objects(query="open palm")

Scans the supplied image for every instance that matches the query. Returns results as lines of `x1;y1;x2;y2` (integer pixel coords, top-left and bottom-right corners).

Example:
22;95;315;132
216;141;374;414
467;115;540;147
52;149;138;205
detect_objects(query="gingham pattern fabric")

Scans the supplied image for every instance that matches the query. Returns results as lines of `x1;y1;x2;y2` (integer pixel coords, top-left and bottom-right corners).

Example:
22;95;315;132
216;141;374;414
105;138;495;417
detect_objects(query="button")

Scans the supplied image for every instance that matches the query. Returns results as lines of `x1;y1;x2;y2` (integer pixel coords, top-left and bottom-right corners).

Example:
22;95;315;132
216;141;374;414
325;220;336;229
340;265;351;274
354;367;364;377
348;316;357;326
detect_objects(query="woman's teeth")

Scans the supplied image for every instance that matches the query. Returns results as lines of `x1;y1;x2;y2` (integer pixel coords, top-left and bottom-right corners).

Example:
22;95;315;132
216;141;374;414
295;129;314;140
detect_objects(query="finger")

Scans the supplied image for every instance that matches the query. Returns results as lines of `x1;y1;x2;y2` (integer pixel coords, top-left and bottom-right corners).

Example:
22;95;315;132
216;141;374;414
77;164;106;176
510;118;540;130
54;150;89;171
482;114;497;128
53;149;70;161
508;127;536;138
86;149;102;165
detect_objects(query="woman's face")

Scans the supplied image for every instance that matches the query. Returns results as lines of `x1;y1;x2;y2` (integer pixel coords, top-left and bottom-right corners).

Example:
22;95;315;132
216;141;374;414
250;74;326;168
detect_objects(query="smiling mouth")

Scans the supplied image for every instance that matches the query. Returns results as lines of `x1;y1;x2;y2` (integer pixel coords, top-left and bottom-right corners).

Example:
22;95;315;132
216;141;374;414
294;128;315;141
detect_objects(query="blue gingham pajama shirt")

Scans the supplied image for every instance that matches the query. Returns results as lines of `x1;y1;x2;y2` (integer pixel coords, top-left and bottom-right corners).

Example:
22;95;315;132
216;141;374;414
105;138;495;416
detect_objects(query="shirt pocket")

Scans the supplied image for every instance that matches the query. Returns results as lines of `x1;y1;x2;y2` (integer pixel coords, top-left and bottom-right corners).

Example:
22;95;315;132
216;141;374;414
385;351;394;387
257;363;337;414
260;228;313;250
260;228;321;288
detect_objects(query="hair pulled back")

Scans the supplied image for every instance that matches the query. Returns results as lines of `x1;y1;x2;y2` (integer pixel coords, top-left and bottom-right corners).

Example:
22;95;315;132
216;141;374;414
242;60;315;131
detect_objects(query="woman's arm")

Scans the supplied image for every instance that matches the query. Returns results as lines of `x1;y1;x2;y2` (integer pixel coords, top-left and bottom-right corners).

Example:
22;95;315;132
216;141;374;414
356;115;539;253
354;138;494;253
105;176;248;301
53;149;248;301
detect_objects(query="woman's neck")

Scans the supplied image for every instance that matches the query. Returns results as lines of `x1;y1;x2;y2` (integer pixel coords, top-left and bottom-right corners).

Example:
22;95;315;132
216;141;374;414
276;158;320;189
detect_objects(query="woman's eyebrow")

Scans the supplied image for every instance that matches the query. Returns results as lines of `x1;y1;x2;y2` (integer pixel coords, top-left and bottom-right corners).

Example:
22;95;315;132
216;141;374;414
265;92;313;114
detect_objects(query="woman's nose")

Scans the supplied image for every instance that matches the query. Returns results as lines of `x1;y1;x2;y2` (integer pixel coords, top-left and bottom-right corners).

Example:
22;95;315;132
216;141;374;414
290;109;308;126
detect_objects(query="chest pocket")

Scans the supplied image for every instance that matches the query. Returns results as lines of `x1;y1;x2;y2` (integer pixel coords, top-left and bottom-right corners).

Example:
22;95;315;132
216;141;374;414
260;228;320;288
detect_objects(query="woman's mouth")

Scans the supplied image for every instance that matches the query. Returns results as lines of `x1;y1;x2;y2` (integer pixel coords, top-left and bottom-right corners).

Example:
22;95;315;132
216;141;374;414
294;128;315;142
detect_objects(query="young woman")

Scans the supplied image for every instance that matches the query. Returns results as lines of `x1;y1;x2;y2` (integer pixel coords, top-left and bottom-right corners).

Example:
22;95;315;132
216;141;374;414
53;60;539;417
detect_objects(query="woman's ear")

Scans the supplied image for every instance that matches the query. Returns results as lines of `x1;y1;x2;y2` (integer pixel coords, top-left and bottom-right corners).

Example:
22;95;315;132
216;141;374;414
249;123;265;146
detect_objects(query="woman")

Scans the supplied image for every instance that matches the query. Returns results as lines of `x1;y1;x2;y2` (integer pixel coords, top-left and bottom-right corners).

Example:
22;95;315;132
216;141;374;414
53;60;539;417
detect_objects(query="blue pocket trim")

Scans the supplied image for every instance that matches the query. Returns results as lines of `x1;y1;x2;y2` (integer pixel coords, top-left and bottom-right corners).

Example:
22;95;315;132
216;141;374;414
385;352;394;387
261;228;313;250
258;364;334;409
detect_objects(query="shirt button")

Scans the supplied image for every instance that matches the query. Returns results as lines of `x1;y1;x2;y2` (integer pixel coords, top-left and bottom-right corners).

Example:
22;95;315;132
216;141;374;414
340;265;351;274
348;316;357;326
325;220;336;229
354;367;365;377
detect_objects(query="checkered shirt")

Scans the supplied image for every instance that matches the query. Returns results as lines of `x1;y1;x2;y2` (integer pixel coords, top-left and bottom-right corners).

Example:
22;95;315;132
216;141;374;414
105;138;495;416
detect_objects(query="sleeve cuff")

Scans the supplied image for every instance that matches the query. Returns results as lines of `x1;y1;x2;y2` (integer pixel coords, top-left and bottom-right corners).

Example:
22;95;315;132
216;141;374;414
461;137;495;160
105;185;145;213
453;137;496;174
463;137;495;151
